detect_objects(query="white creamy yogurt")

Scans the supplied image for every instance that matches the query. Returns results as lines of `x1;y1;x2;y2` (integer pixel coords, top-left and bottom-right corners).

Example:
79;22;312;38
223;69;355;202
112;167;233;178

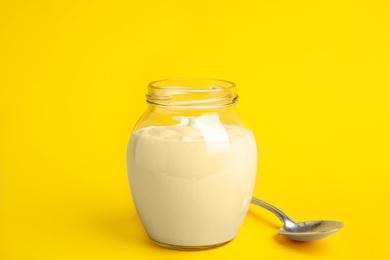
127;115;257;246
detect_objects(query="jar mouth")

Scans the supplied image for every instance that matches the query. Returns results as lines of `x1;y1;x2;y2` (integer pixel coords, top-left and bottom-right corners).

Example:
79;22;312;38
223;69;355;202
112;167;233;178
147;78;238;109
149;78;236;91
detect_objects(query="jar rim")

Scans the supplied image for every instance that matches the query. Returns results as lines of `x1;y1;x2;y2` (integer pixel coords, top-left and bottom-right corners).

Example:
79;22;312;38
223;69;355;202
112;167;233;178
146;78;238;109
148;78;236;92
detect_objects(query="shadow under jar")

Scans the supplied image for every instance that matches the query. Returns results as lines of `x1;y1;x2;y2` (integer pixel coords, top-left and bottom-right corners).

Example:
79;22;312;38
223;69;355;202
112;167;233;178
127;78;258;250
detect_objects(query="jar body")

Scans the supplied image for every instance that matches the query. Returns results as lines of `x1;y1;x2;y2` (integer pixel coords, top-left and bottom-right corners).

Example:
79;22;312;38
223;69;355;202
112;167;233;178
126;79;258;249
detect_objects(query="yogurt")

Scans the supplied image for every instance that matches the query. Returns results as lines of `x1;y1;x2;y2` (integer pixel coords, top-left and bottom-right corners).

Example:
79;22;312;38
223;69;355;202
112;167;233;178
127;114;257;246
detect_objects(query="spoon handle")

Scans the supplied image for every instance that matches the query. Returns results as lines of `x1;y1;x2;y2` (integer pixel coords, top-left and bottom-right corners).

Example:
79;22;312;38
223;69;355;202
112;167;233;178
251;197;295;226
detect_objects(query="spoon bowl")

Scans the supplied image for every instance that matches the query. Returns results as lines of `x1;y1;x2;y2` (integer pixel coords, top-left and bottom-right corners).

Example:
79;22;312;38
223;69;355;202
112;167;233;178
251;197;343;241
278;220;344;241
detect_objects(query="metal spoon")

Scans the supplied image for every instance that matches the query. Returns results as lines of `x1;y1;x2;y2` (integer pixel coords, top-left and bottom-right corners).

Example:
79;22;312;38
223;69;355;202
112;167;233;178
251;197;343;241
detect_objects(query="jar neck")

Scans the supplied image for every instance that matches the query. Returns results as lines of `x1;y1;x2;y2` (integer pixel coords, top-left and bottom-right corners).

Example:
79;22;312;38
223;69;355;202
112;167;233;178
146;78;238;109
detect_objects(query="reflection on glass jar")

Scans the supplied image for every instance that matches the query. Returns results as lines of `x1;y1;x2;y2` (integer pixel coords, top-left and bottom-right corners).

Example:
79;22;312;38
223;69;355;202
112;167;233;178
127;79;258;250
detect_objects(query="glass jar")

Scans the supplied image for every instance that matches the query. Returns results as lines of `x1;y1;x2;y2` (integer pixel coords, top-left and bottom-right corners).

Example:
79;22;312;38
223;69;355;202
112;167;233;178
127;78;258;250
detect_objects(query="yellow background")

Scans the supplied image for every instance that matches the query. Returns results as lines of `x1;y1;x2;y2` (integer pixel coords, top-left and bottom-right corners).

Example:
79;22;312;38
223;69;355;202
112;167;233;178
1;0;389;259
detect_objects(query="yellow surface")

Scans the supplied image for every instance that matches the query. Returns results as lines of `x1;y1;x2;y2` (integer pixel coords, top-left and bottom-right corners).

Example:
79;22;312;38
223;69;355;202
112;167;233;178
0;0;389;259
